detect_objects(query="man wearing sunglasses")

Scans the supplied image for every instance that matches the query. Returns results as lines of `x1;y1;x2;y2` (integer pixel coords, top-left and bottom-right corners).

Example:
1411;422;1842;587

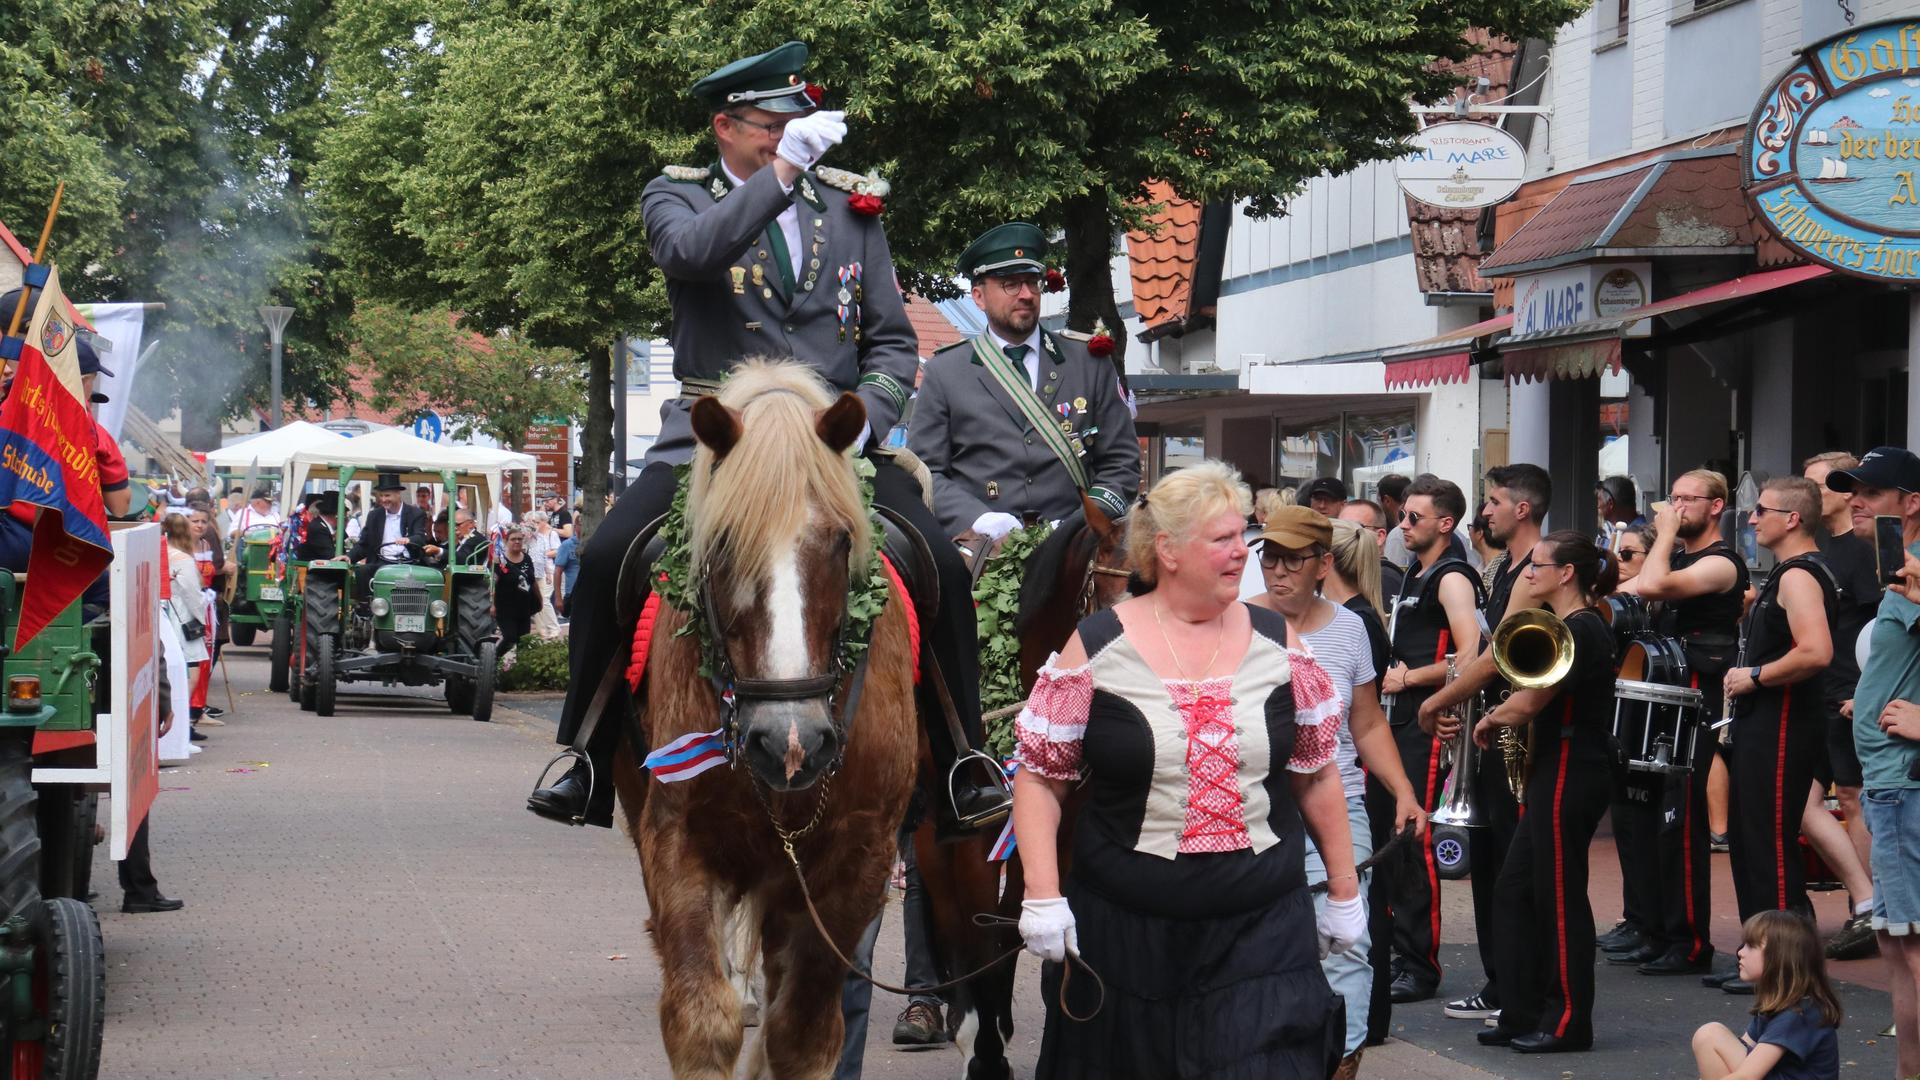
1380;474;1483;1004
1718;477;1837;990
1618;469;1748;979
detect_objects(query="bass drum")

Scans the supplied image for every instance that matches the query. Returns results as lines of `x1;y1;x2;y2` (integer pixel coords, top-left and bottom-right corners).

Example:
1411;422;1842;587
1617;633;1688;686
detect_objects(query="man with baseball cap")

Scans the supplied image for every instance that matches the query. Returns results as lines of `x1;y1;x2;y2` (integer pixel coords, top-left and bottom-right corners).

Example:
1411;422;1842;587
1830;446;1920;1067
1304;476;1348;518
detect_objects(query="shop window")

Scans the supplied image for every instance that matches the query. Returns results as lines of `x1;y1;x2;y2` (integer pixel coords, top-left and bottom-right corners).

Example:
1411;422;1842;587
1279;408;1416;499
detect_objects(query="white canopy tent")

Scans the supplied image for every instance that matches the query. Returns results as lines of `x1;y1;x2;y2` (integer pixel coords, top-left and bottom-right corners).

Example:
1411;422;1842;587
283;428;536;520
204;421;349;471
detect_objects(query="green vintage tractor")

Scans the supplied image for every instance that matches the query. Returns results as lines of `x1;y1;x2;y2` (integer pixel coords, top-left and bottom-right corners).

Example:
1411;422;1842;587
224;523;287;650
0;520;155;1078
291;465;499;722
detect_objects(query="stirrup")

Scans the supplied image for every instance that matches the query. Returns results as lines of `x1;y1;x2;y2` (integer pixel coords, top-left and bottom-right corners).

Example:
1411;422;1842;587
531;748;595;827
947;749;1013;832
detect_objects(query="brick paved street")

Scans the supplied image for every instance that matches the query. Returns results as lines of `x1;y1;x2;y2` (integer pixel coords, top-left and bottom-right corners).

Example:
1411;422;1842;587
89;645;1895;1078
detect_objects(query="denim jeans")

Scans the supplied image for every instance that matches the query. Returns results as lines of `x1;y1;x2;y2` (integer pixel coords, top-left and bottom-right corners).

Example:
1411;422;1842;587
1304;794;1376;1055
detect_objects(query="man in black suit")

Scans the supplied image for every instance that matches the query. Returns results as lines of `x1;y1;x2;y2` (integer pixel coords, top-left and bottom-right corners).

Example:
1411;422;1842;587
296;492;341;562
451;509;490;567
350;473;427;593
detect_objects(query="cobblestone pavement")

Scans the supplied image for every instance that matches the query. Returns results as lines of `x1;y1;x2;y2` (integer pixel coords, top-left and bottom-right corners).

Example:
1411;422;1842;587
92;647;1891;1078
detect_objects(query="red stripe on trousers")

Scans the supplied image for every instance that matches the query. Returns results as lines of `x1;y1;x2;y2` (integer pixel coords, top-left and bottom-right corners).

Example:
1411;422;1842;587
1684;672;1704;959
1551;698;1575;1038
1775;686;1791;911
1415;628;1452;972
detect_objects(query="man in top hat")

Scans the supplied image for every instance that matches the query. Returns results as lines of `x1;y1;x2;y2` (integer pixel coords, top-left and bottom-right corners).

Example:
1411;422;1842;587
529;42;1010;838
350;473;428;592
909;223;1138;540
297;492;341;562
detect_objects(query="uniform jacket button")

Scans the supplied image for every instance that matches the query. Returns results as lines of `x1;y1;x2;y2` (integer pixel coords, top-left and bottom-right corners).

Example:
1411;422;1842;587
784;324;796;333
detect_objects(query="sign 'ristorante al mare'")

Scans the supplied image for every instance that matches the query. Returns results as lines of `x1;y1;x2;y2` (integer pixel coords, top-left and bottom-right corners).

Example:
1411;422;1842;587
1396;121;1527;210
1744;19;1920;283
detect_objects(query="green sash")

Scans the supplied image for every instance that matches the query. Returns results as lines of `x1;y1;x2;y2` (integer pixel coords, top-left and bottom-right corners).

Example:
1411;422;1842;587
971;334;1089;492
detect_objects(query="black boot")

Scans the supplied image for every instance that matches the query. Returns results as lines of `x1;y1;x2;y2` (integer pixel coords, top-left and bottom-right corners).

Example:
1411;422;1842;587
934;750;1012;840
527;760;592;824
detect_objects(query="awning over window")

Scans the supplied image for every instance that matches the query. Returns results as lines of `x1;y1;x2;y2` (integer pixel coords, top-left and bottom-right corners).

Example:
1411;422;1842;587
1384;352;1472;390
1504;339;1622;383
1373;312;1513;389
1498;264;1834;351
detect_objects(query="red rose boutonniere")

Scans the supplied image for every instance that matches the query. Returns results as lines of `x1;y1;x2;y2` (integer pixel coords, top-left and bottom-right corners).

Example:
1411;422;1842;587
1087;318;1115;358
804;82;825;105
1044;268;1066;293
848;193;884;216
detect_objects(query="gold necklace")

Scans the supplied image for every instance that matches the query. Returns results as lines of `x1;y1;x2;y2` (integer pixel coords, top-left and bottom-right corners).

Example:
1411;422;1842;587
1153;596;1226;682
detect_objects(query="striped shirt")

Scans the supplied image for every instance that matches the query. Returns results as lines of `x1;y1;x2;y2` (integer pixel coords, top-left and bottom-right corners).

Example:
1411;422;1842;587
1299;600;1378;800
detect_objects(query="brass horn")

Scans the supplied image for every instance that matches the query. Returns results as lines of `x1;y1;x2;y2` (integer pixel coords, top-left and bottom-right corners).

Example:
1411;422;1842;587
1488;608;1576;803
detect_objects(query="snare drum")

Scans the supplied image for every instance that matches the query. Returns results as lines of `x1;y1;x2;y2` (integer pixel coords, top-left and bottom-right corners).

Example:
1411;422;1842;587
1613;636;1703;774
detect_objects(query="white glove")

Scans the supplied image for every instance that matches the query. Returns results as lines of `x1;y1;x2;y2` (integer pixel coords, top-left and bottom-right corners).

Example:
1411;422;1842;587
775;109;847;169
1019;897;1079;963
1317;894;1366;959
972;512;1022;541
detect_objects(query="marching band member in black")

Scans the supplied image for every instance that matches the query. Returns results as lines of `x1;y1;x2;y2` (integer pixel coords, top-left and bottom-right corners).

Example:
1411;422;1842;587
1424;530;1620;1053
1616;469;1748;976
1718;477;1838;992
1381;474;1483;1003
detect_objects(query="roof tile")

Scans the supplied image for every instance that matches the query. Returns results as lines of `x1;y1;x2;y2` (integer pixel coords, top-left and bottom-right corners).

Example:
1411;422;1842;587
1125;181;1202;332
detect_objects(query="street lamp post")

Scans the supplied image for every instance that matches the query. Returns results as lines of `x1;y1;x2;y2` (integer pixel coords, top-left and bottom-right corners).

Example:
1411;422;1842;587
258;305;293;429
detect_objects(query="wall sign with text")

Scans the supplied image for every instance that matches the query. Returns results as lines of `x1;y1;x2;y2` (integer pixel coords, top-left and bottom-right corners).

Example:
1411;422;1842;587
1396;122;1527;210
1744;19;1920;282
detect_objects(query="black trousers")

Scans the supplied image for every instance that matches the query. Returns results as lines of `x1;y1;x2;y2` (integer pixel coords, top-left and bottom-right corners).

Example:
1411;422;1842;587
1491;747;1609;1044
1642;673;1721;961
1389;713;1445;990
1727;685;1824;921
1609;768;1662;934
1467;753;1521;1005
117;819;159;902
1363;773;1396;1045
557;456;981;827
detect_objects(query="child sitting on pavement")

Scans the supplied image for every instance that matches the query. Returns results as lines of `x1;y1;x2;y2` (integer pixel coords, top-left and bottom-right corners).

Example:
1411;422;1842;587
1691;911;1842;1080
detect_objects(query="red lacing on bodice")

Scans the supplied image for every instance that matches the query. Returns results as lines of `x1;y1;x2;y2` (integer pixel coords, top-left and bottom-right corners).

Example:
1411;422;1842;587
1172;679;1251;853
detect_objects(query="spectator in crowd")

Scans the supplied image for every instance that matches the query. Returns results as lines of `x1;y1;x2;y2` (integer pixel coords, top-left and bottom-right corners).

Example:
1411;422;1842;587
415;485;436;519
544;491;574;534
1611;523;1653;587
297;493;340;561
525;510;562;639
1378;473;1412;568
554;529;580;620
1596;475;1646;533
1468;512;1505;591
1826;447;1920;1075
489;493;516;531
451;509;488;566
423;511;452;568
187;506;228;722
163;514;211;740
1691;911;1841;1080
493;527;541;651
230;486;281;539
1339;499;1405;604
1304;476;1348;518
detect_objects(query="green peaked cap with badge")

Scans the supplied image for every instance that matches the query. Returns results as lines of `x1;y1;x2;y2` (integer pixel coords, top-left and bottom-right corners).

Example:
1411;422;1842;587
958;222;1048;280
690;41;818;115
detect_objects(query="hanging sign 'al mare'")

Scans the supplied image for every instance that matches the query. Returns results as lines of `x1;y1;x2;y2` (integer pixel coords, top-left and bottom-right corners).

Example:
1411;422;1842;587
1743;19;1920;283
1396;122;1527;210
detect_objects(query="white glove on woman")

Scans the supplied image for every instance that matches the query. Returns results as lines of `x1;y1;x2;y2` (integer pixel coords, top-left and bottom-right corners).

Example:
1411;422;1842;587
775;109;847;169
971;512;1023;541
1020;896;1079;962
1318;894;1367;958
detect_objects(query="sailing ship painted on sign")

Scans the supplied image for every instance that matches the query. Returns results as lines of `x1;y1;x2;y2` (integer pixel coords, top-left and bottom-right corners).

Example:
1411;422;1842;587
1811;156;1859;183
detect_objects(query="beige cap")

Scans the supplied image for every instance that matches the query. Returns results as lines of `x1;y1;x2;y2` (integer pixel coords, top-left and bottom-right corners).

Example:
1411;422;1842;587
1257;505;1333;552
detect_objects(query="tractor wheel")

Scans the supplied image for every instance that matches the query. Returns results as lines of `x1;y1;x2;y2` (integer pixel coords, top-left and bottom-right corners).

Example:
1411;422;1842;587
268;610;291;694
31;897;105;1080
456;581;495;655
228;621;257;648
0;735;41;927
314;636;337;718
445;676;473;716
469;641;497;724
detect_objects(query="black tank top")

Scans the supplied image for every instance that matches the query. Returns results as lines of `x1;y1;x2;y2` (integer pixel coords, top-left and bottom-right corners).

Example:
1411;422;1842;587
1531;606;1620;770
1388;555;1479;722
1744;553;1839;669
1665;540;1747;643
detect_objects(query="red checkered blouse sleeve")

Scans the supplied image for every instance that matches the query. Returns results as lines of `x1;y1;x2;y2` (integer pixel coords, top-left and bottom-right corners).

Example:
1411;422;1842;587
1014;654;1092;782
1285;648;1341;774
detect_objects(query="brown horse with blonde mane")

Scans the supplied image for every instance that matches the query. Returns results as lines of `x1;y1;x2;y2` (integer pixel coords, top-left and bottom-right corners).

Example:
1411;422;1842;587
610;361;920;1078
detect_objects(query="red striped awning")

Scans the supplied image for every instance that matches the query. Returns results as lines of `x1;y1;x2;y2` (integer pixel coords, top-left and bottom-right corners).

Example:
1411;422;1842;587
1384;352;1472;390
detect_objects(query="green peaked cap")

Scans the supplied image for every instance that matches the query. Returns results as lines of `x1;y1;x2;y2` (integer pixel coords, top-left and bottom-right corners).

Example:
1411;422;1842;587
690;41;817;115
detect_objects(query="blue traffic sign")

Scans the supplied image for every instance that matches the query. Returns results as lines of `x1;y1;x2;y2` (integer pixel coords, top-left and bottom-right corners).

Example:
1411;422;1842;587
413;411;444;443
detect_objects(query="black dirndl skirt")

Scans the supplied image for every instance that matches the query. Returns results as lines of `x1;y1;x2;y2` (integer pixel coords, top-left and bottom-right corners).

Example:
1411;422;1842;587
1036;882;1343;1079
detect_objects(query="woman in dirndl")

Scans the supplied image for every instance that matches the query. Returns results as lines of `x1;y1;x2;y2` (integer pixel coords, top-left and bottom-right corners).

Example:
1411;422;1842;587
1012;460;1368;1079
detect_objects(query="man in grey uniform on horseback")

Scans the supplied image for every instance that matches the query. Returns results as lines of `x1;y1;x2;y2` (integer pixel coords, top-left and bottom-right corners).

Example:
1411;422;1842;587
527;41;1010;835
909;222;1140;541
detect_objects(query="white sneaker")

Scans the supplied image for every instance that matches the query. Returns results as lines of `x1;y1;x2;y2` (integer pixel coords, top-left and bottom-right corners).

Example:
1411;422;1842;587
1444;993;1498;1019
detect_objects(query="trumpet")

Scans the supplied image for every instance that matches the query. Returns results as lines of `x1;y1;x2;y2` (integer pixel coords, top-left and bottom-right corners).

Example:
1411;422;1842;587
1428;652;1482;881
1488;608;1578;805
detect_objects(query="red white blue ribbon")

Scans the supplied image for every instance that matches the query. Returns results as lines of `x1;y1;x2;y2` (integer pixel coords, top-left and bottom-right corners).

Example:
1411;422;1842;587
643;728;729;783
988;759;1020;862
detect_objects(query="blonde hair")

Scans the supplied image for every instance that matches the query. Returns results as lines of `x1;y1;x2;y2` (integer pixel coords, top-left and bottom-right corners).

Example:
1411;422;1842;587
1126;461;1251;587
1677;468;1729;504
1253;487;1288;523
1329;518;1384;616
688;360;871;601
1803;451;1859;473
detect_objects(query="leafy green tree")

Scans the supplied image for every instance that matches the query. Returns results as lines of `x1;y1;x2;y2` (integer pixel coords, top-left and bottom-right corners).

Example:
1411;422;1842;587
318;0;1586;533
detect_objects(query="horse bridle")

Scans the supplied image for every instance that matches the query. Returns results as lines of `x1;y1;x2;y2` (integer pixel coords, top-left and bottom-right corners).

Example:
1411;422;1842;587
698;570;871;775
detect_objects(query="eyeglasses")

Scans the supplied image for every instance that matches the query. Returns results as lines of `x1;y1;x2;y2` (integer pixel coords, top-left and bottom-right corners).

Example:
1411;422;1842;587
1752;503;1796;518
989;276;1043;296
1399;510;1425;527
1259;547;1321;572
1666;493;1714;505
1523;561;1566;575
1616;548;1645;562
724;113;789;136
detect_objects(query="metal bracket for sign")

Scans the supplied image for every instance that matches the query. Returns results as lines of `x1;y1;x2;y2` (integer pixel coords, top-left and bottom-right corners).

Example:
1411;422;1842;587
1412;104;1553;118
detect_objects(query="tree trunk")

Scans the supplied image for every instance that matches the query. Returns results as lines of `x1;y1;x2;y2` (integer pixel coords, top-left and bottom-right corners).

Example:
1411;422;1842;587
577;343;613;541
1062;189;1128;391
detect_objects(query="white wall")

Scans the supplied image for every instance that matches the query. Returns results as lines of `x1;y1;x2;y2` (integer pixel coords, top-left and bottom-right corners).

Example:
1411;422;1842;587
1216;252;1468;367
